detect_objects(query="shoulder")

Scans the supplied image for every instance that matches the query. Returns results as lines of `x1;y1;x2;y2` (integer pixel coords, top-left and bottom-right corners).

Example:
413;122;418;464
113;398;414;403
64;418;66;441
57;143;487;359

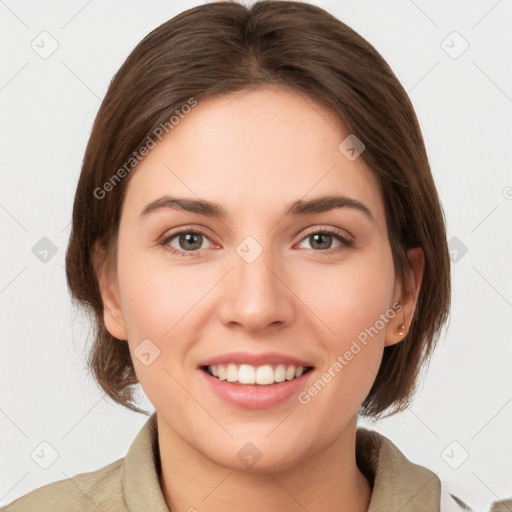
356;426;478;511
1;413;165;512
1;457;125;512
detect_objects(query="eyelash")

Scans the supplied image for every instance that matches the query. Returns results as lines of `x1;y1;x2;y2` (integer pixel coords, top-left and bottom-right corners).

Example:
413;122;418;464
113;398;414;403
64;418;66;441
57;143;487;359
160;226;354;258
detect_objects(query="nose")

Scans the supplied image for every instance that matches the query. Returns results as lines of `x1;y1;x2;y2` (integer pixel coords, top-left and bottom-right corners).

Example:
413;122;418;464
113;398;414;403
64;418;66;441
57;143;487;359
217;241;296;334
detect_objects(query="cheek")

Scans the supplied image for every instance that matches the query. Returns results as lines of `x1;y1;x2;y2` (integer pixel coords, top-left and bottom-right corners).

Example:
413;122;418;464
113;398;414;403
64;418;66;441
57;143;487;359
116;247;224;391
116;255;199;406
321;251;395;383
117;249;201;339
292;258;395;432
305;249;396;347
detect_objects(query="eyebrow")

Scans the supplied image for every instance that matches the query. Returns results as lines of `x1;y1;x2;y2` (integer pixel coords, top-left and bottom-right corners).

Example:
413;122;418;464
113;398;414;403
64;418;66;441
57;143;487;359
139;194;374;221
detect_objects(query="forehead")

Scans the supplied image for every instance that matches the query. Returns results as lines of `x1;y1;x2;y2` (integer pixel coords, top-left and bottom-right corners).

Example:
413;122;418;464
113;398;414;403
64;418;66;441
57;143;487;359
123;86;385;228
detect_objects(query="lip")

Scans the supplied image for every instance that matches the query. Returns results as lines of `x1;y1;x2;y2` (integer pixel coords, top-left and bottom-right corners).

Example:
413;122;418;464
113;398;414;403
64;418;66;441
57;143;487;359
198;351;314;368
197;361;314;410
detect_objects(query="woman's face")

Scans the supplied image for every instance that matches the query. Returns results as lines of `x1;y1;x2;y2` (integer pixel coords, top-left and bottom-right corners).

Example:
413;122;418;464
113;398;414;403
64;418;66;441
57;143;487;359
100;86;419;472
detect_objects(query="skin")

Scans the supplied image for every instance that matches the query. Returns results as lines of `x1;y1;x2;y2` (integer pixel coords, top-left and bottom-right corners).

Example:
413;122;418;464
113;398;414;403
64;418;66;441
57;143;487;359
97;85;424;512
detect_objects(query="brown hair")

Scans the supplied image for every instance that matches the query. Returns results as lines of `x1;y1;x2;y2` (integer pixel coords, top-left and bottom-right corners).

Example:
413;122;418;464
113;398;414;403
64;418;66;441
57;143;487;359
65;0;451;418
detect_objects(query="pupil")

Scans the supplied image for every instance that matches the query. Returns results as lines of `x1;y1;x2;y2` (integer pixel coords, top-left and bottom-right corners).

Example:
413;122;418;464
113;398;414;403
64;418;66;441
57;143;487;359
181;233;202;250
311;233;331;250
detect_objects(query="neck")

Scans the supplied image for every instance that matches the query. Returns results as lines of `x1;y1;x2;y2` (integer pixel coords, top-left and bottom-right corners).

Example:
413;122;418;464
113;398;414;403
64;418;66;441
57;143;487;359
156;415;372;512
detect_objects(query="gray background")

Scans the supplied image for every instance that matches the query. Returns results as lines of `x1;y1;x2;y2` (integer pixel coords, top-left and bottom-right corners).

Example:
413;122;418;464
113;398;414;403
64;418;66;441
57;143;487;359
1;0;511;509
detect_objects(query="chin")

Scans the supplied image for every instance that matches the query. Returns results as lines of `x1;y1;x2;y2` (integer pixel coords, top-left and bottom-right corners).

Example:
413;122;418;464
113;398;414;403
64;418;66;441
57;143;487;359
198;430;318;474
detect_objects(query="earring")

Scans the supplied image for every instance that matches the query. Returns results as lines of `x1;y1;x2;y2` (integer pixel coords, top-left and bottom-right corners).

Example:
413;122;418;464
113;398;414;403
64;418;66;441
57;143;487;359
395;309;406;336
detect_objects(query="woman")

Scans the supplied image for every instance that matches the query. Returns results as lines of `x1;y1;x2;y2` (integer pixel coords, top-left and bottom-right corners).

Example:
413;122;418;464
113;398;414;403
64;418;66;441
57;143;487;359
2;1;508;511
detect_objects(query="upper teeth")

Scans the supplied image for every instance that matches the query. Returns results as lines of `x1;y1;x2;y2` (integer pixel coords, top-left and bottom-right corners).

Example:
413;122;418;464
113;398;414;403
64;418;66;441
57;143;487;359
208;364;306;385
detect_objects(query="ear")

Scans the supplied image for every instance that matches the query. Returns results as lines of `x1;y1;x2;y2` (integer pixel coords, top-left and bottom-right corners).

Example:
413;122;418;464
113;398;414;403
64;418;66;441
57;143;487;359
385;247;424;347
92;242;128;340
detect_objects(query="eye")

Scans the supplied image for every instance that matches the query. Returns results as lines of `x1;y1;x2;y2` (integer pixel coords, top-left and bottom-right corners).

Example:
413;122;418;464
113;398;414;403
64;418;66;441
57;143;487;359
296;229;354;253
160;226;354;258
161;229;215;257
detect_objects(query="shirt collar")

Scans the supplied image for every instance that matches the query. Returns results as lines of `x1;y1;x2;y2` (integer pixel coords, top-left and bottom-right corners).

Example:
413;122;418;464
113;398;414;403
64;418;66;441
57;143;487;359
122;412;170;512
357;426;441;511
121;413;440;511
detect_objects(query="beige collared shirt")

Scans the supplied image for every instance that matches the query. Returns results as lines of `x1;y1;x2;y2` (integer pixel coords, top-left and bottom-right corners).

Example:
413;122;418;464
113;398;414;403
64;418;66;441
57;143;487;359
1;413;502;511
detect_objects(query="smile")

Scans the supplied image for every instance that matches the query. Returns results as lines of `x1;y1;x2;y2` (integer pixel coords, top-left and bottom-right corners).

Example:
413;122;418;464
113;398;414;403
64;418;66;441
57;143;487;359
203;363;314;386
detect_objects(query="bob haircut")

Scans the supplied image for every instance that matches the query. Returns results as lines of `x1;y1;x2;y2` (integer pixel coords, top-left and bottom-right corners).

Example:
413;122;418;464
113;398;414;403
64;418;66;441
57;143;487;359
65;0;451;419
